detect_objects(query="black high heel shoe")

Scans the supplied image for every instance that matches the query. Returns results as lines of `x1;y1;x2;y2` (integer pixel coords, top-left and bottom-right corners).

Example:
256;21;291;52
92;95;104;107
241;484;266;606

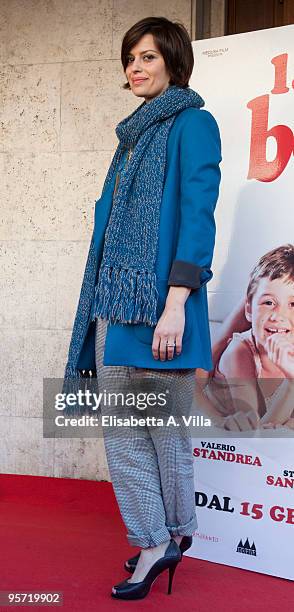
124;534;193;573
111;539;181;600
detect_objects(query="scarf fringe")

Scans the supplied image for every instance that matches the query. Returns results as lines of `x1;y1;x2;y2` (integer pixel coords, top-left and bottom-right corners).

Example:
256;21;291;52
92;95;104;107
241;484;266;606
92;266;159;326
61;364;99;417
62;363;81;394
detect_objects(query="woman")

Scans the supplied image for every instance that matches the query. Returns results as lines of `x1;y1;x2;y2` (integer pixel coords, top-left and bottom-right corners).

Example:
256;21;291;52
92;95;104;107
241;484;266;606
63;16;221;600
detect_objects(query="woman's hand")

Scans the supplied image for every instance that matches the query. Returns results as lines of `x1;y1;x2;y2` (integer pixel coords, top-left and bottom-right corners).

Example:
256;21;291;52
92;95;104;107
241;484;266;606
152;286;191;361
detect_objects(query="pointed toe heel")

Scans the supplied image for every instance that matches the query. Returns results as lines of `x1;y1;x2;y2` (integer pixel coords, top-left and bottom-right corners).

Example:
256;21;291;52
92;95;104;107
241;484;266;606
112;539;181;600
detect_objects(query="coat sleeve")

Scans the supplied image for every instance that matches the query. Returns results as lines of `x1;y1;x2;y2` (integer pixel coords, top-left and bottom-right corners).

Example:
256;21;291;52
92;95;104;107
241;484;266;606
167;108;222;290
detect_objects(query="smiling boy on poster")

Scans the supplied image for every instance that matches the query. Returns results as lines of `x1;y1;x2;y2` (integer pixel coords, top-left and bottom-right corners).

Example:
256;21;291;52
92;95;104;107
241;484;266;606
196;244;294;431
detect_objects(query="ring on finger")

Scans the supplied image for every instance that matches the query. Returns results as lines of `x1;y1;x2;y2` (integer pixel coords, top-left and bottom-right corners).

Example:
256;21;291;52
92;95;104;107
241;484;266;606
166;340;176;348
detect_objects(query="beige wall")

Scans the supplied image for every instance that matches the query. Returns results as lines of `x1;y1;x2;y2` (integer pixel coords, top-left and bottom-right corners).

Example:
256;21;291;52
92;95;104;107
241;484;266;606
0;0;196;480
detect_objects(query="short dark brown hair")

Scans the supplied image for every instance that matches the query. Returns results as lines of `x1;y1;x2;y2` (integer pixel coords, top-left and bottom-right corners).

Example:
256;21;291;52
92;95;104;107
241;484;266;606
121;17;194;90
247;244;294;303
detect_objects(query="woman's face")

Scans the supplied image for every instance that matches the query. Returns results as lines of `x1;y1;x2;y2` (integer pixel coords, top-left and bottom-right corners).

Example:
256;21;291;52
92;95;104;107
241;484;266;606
125;33;171;103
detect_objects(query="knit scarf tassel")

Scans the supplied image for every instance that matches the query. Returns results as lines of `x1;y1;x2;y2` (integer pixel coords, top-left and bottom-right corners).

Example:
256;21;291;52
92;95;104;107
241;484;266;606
62;362;99;416
92;265;159;326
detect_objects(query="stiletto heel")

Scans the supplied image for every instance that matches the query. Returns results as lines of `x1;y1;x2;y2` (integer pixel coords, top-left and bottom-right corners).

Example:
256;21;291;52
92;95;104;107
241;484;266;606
112;539;181;600
167;561;178;594
125;534;193;573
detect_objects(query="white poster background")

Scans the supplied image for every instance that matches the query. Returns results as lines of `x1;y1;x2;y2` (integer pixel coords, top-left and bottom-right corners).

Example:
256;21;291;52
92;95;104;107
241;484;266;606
189;438;294;580
188;25;294;580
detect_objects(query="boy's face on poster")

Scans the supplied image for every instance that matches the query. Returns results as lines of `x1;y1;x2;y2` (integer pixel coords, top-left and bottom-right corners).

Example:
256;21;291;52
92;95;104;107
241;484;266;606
245;276;294;350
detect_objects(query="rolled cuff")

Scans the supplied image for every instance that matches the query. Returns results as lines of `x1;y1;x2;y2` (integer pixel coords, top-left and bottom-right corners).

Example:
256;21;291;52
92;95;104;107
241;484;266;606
167;260;212;290
127;524;171;548
167;513;198;537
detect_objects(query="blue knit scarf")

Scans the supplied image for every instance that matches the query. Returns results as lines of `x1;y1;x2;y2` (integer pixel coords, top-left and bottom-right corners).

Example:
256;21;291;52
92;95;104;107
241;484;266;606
63;85;204;387
91;84;204;326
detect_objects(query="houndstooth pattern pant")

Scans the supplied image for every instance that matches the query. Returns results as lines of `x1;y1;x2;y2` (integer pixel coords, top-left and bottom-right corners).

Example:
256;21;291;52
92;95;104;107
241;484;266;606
95;317;198;548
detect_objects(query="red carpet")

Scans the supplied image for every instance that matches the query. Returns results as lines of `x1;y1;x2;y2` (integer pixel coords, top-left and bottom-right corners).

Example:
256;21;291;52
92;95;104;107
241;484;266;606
0;473;292;611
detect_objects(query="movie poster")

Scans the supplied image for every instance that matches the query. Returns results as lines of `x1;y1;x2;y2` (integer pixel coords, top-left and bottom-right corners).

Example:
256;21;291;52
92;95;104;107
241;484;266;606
187;25;294;580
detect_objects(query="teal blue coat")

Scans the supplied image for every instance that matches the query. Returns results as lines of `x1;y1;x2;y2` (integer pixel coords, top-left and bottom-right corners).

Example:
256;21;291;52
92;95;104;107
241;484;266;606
77;107;221;371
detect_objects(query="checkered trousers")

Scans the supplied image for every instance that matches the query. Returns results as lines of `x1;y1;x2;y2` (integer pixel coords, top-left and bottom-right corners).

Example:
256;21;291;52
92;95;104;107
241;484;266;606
95;317;198;548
